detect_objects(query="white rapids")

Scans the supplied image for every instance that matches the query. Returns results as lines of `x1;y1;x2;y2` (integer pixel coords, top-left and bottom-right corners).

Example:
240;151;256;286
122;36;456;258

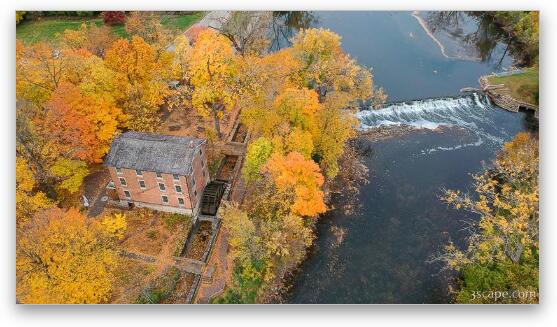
357;93;512;154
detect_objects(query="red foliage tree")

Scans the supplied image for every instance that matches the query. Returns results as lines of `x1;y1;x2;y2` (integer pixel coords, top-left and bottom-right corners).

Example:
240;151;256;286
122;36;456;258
101;11;126;26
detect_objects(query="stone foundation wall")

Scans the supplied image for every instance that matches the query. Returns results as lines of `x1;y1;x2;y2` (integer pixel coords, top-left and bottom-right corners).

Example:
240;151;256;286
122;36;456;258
108;199;194;215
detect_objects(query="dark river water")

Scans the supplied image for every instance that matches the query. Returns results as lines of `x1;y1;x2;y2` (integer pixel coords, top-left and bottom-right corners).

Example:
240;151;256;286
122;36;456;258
278;11;536;303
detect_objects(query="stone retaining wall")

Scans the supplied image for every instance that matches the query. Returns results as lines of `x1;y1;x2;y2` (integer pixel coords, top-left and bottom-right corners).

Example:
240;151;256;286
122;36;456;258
479;75;538;114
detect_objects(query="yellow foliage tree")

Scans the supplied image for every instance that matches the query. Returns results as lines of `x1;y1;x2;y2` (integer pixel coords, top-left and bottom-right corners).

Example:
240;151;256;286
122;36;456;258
187;29;238;138
16;208;124;304
125;12;174;57
310;95;359;178
291;28;385;103
220;204;264;266
105;36;173;131
60;22;115;57
436;132;539;303
242;137;274;182
101;213;127;240
16;41;67;104
49;158;89;194
16;157;54;225
273;87;321;131
285;127;314;159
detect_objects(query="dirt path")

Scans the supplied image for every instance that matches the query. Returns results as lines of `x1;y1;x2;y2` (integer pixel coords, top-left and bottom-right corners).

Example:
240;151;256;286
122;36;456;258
195;228;230;303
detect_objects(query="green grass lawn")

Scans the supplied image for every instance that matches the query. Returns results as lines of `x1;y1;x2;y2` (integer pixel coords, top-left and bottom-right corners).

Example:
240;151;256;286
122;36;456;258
487;68;539;105
16;12;206;44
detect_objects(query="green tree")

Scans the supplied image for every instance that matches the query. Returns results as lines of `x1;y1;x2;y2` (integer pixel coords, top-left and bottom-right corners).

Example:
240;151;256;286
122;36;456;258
243;137;274;182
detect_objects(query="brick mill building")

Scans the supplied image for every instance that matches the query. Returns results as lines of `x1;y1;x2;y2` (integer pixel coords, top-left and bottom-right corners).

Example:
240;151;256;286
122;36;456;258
104;131;210;215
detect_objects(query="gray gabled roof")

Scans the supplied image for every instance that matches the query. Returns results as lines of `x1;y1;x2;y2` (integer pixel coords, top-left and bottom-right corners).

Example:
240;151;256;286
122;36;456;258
104;131;206;176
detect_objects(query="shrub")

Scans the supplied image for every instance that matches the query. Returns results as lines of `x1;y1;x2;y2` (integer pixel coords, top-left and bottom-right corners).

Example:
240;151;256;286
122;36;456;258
146;230;158;239
16;11;26;24
163;213;190;230
101;11;126;26
135;267;181;304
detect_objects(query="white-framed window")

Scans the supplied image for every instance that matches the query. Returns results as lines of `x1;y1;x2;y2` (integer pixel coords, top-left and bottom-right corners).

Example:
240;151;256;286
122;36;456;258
116;167;123;174
139;180;146;189
178;197;185;206
156;172;163;179
124;190;131;199
173;174;180;181
119;177;127;186
161;195;169;204
136;169;142;176
175;185;182;193
158;183;166;191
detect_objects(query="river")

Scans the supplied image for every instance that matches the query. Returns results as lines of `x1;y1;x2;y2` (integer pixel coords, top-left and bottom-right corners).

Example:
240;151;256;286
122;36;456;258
275;11;537;303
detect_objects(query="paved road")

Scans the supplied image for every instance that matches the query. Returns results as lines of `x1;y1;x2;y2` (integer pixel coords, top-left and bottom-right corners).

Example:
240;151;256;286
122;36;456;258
168;11;230;52
83;169;110;217
88;186;108;217
192;11;230;29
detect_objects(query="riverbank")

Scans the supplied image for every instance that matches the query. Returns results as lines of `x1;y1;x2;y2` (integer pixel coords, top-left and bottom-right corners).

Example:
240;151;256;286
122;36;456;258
411;11;480;62
484;69;539;105
411;11;451;60
479;70;539;116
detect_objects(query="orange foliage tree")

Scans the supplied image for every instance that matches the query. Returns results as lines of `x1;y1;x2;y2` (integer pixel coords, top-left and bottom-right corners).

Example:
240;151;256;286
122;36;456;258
264;152;326;217
43;82;123;163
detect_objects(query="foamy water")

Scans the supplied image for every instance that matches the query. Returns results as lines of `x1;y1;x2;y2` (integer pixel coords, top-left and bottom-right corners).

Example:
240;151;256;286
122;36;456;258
357;93;511;154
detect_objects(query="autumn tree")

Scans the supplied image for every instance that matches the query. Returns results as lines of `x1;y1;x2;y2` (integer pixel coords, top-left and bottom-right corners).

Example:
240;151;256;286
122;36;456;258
105;36;173;131
60;22;116;57
264;152;326;217
187;29;238;138
125;12;174;57
43;82;124;164
237;32;374;178
16;157;54;225
167;35;194;111
214;11;272;56
243;137;274;182
216;204;268;303
16;41;67;104
16;98;52;187
16;11;26;24
49;158;90;195
17;41;124;198
291;28;386;105
238;49;300;135
311;95;359;177
218;198;313;303
101;11;126;26
433;132;539;303
514;12;539;63
16;208;126;303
